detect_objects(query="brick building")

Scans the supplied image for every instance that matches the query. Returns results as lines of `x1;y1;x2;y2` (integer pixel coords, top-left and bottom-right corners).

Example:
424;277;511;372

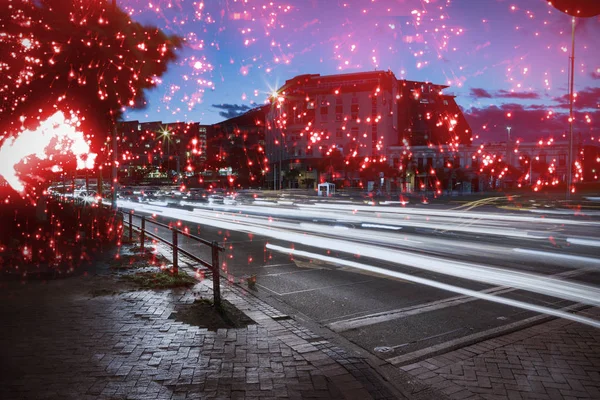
265;70;471;189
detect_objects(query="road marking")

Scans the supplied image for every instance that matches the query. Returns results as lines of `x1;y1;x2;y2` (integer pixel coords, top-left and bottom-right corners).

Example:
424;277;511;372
327;286;513;332
262;262;297;268
392;327;466;350
385;302;586;366
277;279;375;296
567;238;600;248
327;265;590;332
266;244;600;330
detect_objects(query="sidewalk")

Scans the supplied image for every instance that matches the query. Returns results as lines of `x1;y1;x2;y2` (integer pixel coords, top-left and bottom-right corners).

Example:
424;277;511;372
0;253;400;400
2;250;598;400
392;307;600;400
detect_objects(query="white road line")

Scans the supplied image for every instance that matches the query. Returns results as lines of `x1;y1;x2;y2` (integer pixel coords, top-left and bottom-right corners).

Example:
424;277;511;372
327;268;587;333
276;279;374;296
327;286;512;332
266;244;600;329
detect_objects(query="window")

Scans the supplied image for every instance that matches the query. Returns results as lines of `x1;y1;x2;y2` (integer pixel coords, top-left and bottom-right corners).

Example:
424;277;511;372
559;154;566;166
351;127;358;139
320;104;328;122
335;98;343;121
336;128;343;138
418;158;424;171
351;98;359;119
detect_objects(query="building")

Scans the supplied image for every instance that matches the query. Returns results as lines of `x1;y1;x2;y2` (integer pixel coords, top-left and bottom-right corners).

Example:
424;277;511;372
205;106;268;188
265;71;472;189
387;138;585;194
116;120;208;184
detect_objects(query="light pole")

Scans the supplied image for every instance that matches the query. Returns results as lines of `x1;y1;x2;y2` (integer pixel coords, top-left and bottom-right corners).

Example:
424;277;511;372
506;126;512;168
566;17;575;199
110;0;118;210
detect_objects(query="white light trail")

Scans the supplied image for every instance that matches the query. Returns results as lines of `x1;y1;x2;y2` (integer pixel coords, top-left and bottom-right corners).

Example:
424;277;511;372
567;238;600;248
266;244;600;329
119;201;600;308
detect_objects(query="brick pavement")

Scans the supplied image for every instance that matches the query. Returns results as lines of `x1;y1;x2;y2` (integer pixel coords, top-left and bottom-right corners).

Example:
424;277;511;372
397;307;600;400
0;254;400;400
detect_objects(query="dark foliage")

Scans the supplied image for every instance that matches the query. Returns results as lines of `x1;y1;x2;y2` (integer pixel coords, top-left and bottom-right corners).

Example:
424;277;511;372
0;0;182;150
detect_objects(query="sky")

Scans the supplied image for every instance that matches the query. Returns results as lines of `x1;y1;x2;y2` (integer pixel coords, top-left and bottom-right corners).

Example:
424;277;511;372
122;0;600;143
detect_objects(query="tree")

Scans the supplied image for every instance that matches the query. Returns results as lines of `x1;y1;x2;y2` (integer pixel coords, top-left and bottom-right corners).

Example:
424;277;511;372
0;0;182;193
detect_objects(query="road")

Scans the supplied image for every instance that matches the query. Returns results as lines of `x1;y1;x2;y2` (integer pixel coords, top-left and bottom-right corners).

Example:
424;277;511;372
116;194;600;367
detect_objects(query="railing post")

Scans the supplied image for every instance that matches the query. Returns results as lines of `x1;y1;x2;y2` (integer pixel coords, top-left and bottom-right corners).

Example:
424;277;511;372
172;229;178;274
211;241;221;308
128;211;133;242
140;216;145;252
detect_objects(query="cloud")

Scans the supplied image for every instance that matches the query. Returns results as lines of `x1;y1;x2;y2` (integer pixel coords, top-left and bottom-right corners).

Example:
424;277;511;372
464;103;597;141
470;88;538;99
496;90;539;99
470;88;492;98
592;71;600;80
212;103;253;119
553;87;600;109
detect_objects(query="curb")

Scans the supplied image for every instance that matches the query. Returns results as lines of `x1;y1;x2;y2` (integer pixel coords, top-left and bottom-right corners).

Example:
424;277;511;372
153;240;404;400
385;302;589;367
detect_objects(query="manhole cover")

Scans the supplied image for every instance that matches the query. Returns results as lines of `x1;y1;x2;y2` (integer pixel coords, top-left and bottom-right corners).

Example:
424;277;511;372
374;346;393;353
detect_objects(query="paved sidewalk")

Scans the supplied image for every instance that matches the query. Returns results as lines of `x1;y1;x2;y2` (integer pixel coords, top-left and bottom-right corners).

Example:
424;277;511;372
395;307;600;400
0;256;399;400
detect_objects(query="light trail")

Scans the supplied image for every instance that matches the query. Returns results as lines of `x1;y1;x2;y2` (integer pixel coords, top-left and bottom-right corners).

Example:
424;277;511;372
185;202;561;241
265;244;600;330
567;238;600;248
119;201;600;309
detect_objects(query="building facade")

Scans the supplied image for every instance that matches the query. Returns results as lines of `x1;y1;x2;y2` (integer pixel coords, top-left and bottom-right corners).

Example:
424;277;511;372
265;71;471;189
116;120;208;184
387;138;584;194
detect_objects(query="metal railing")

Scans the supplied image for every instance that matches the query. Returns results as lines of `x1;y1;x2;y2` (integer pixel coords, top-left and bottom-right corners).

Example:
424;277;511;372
121;211;225;307
50;193;226;307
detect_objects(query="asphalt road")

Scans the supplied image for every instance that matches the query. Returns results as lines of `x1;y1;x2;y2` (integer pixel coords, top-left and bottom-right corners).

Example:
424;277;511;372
117;195;600;366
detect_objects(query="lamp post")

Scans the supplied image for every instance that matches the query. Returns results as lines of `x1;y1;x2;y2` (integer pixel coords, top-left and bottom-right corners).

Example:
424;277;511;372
506;126;512;168
110;0;118;210
566;17;575;199
544;1;600;198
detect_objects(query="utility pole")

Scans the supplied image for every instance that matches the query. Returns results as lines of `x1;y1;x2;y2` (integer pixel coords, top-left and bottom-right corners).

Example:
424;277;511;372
566;17;575;200
110;0;118;210
506;126;512;171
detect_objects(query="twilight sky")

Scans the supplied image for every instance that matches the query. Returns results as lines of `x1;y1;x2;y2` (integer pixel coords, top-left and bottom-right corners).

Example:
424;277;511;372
122;0;600;143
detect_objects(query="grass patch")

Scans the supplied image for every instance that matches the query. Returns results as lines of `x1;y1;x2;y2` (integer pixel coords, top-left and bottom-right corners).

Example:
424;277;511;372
110;252;169;270
121;270;197;289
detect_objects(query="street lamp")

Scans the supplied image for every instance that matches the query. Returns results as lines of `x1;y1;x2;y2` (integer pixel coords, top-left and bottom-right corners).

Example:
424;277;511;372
506;126;512;167
110;0;118;210
545;2;600;198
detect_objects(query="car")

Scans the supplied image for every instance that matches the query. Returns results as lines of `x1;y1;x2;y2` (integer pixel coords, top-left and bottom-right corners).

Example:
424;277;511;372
207;195;224;204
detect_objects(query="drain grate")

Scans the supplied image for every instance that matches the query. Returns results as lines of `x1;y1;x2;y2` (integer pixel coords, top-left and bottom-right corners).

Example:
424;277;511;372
374;346;394;354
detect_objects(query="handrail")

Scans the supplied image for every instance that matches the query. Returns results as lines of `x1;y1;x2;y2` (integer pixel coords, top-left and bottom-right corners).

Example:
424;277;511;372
51;194;224;307
121;210;222;307
129;212;224;250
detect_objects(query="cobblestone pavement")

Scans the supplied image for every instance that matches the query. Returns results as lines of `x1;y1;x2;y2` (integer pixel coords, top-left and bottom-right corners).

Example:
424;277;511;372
0;256;400;400
397;308;600;400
